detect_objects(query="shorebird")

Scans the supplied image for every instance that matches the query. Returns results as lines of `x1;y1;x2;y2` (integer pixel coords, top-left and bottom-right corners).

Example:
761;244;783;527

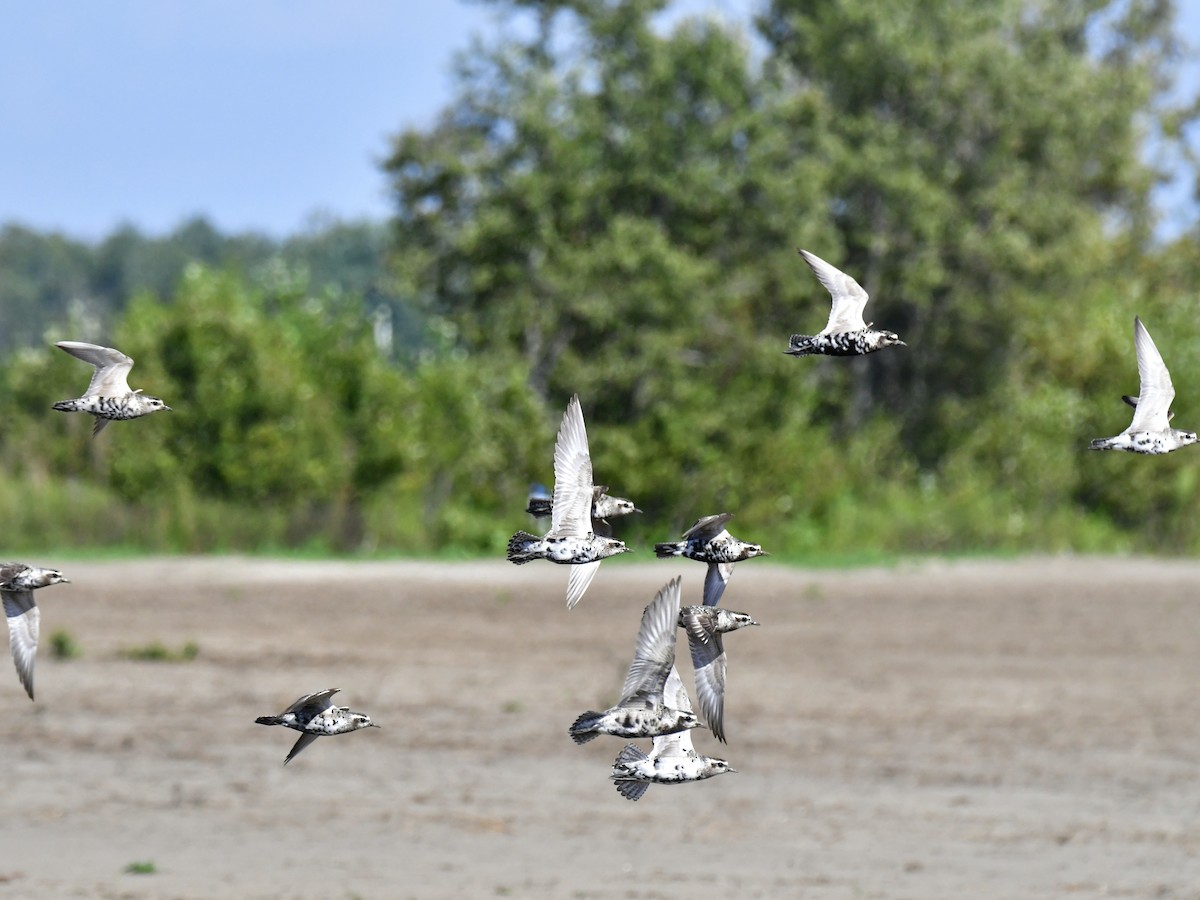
0;562;70;701
507;395;630;609
569;577;702;744
1090;317;1198;455
609;666;736;801
679;604;758;743
654;513;766;608
53;341;170;435
254;689;378;765
785;248;905;357
526;484;640;536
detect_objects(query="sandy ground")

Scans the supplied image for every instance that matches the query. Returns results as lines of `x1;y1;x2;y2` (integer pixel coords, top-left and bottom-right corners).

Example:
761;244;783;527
2;556;1200;898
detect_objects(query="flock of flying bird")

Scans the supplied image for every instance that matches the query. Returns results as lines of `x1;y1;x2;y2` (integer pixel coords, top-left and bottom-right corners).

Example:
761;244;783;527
3;248;1192;779
501;248;1198;800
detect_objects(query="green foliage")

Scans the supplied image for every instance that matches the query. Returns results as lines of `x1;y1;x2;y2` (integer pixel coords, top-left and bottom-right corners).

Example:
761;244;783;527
0;216;417;357
49;629;81;660
120;641;199;663
379;0;1199;555
123;861;157;875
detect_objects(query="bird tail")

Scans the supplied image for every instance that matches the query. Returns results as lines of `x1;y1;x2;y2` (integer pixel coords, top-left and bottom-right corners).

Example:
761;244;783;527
614;779;650;801
612;743;648;770
1089;438;1114;451
525;497;553;518
784;334;816;356
255;715;282;726
507;531;542;564
569;711;604;744
52;399;86;412
654;541;685;558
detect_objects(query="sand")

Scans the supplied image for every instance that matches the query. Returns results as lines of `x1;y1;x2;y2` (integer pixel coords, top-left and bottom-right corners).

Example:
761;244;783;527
3;556;1200;898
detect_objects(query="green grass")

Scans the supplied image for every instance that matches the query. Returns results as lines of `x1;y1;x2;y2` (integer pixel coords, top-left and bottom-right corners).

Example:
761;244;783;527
49;630;81;660
123;861;156;875
120;641;199;663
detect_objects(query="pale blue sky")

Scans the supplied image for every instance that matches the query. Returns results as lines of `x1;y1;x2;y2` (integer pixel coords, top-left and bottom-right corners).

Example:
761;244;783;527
0;1;1195;241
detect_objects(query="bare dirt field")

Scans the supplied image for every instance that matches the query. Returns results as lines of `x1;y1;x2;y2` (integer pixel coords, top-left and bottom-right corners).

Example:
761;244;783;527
3;556;1200;898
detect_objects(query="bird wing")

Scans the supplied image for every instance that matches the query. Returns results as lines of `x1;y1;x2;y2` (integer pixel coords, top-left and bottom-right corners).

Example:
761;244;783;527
703;562;735;607
0;562;28;587
662;662;694;714
3;589;39;701
283;732;320;765
682;513;734;542
56;341;135;396
651;727;696;760
549;395;594;538
799;249;869;334
687;628;727;743
283;688;339;716
620;577;682;705
650;666;697;758
1126;317;1175;434
565;560;601;611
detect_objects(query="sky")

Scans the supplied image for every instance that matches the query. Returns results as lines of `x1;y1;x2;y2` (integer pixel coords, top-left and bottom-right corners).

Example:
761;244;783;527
0;0;1195;242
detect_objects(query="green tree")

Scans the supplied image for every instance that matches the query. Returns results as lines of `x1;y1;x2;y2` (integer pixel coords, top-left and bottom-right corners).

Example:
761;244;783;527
0;225;98;353
383;0;1199;552
757;0;1185;456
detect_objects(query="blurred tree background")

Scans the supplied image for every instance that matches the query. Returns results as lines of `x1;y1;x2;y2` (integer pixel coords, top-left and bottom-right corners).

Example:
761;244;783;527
1;0;1198;557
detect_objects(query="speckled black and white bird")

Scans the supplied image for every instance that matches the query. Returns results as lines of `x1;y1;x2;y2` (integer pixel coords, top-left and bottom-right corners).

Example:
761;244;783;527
507;394;631;609
1090;317;1198;455
654;513;767;608
526;484;640;536
609;666;736;801
0;562;70;701
679;604;758;743
254;689;378;765
53;341;170;436
569;577;703;744
785;248;905;357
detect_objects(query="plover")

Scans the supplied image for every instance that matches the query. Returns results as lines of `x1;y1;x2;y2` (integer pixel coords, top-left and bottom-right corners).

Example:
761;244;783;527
569;577;702;743
1090;317;1198;455
679;604;758;743
654;513;767;608
255;689;378;765
785;248;905;357
507;394;631;609
610;666;736;801
0;562;70;701
53;341;171;435
526;484;640;536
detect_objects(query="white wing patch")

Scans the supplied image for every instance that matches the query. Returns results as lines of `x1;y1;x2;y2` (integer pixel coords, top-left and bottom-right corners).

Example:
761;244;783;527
619;577;682;706
549;394;595;539
798;249;870;335
1125;317;1175;434
56;341;136;397
565;560;601;611
652;666;697;758
4;590;39;701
